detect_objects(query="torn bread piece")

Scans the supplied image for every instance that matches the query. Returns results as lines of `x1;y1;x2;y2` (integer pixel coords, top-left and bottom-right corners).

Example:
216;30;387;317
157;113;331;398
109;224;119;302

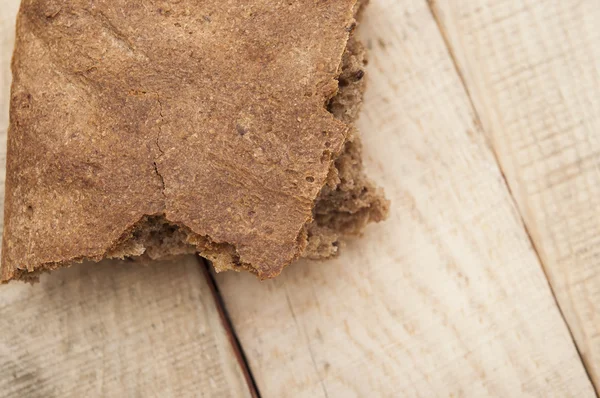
1;0;388;282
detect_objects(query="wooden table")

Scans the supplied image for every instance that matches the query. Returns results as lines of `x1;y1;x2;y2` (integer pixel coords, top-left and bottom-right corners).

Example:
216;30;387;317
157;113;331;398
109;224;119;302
1;1;599;396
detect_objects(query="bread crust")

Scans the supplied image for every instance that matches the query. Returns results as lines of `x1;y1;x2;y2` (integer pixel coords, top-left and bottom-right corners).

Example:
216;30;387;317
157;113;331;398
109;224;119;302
2;0;387;282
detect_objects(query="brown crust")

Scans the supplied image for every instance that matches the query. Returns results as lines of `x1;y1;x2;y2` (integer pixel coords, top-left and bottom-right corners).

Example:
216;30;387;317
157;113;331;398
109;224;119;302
2;0;386;282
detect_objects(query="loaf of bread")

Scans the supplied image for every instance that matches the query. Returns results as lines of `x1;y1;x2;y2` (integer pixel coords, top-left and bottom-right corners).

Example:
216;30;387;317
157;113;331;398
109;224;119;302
1;0;388;282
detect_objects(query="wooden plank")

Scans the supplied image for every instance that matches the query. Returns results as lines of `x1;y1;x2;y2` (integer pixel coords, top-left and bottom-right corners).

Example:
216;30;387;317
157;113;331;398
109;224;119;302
429;0;600;390
0;257;253;397
0;4;252;396
215;0;597;397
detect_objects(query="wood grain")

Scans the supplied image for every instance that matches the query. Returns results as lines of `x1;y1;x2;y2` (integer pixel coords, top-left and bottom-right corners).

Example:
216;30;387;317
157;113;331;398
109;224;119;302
0;3;252;396
0;257;253;397
429;0;600;390
215;0;596;396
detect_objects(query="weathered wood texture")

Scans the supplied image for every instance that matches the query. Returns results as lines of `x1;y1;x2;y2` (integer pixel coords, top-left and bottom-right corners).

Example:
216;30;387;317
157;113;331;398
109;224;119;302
0;257;253;397
430;0;600;390
215;0;596;397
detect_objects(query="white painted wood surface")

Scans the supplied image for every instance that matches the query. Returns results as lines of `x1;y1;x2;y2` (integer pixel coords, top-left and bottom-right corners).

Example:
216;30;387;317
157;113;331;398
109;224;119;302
430;0;600;389
0;258;253;398
216;0;597;396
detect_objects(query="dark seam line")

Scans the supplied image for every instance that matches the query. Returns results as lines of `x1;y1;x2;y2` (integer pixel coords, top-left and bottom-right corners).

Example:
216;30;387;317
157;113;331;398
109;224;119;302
198;256;262;398
425;1;599;395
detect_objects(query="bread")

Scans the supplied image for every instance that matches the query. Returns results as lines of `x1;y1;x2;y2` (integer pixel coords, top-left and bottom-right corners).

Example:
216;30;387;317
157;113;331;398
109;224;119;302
1;0;388;282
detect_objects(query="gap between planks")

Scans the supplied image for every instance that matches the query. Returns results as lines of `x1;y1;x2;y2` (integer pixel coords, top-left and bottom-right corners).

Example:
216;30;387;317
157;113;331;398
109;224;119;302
199;256;262;398
425;1;600;395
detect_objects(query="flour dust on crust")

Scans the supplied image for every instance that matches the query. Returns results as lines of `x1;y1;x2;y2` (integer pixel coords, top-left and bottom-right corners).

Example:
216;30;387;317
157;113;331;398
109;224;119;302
1;0;387;282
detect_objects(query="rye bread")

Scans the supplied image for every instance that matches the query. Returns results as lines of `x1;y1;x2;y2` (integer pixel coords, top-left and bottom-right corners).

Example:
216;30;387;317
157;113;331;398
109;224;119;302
1;0;388;282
